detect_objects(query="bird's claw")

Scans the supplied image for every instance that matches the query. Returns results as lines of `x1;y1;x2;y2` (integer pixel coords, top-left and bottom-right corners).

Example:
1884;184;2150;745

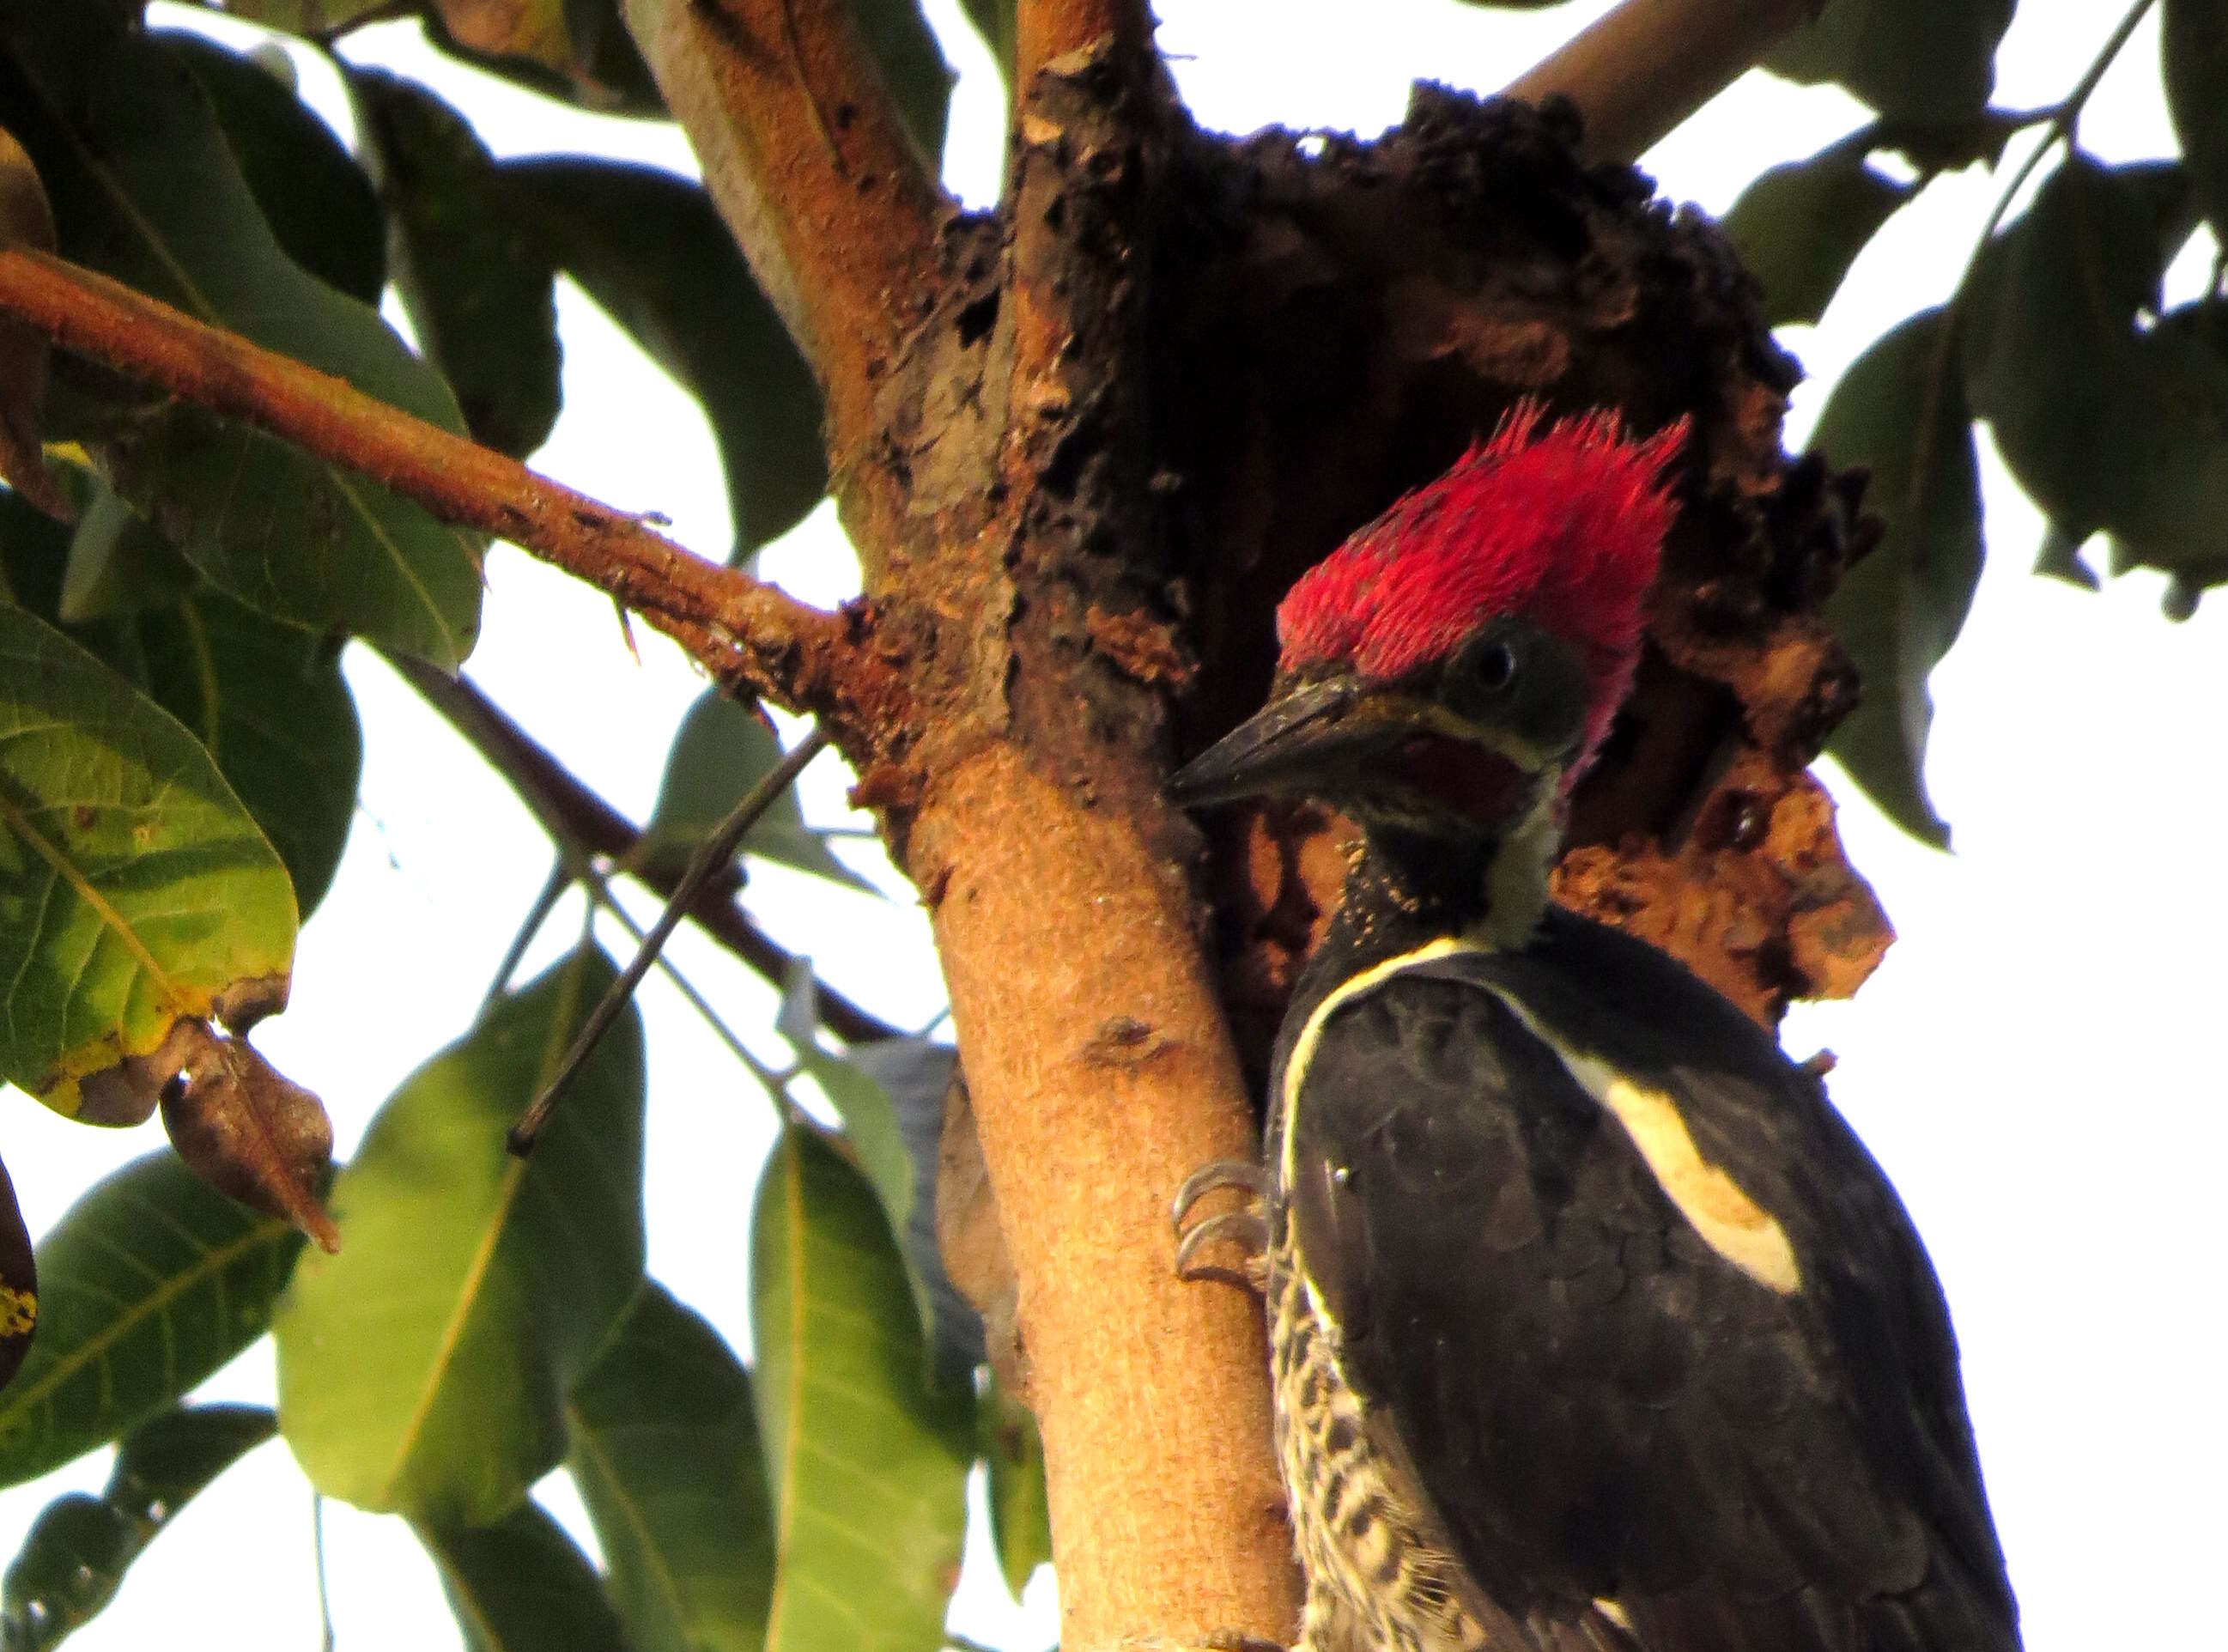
1173;1158;1272;1292
1172;1157;1272;1228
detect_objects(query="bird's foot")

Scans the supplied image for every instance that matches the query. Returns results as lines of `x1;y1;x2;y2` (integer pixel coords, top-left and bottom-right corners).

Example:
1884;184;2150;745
1172;1159;1272;1292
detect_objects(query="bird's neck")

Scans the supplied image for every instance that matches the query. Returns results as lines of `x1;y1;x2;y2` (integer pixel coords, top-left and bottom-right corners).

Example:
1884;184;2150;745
1314;794;1563;982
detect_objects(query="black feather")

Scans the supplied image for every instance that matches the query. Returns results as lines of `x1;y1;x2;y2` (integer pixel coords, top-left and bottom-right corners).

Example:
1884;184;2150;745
1277;908;2021;1652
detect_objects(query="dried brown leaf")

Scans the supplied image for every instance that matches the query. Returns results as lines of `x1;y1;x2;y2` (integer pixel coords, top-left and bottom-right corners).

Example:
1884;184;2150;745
155;1021;340;1252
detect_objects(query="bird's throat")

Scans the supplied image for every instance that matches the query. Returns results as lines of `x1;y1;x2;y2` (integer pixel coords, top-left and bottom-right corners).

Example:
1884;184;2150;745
1325;793;1561;976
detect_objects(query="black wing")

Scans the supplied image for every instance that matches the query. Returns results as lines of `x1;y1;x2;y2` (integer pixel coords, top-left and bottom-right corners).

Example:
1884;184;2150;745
1281;908;2020;1652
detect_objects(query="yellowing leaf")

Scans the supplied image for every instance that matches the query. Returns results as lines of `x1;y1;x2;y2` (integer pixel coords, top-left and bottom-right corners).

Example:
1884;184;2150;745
0;604;295;1114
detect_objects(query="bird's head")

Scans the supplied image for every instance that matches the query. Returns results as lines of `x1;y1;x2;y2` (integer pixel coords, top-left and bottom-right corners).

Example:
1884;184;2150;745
1169;403;1686;848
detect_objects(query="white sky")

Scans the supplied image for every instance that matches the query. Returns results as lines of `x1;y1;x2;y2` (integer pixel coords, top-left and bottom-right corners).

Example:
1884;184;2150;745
3;2;2223;1649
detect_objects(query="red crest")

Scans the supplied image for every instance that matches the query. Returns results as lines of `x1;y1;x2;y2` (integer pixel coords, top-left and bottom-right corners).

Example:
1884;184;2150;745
1276;403;1688;760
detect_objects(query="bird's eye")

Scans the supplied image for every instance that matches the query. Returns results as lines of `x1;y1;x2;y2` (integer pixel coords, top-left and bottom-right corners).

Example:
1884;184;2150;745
1460;639;1516;694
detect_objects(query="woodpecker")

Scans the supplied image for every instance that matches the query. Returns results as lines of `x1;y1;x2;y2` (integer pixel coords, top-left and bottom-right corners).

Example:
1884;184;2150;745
1169;406;2020;1652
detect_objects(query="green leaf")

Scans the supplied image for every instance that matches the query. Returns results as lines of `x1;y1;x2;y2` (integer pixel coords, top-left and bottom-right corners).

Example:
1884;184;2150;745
751;1127;970;1652
0;9;486;666
0;604;296;1114
840;1035;980;1381
417;1500;630;1652
499;160;827;558
2033;520;2100;591
1963;156;2228;600
1764;0;2012;122
0;1404;276;1651
2166;0;2228;248
107;1401;278;1512
1812;307;1980;847
75;572;363;918
275;945;647;1527
351;70;563;459
981;1377;1049;1604
1721;137;1911;327
568;1282;773;1652
0;1153;304;1486
850;0;955;161
0;484;67;620
158;31;385;304
57;481;196;624
771;972;932;1344
641;692;874;893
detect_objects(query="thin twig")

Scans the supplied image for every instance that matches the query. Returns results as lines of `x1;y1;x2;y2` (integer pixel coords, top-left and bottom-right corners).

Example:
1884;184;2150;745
386;653;902;1044
0;246;862;715
507;726;832;1152
483;860;572;1015
311;1493;336;1652
584;872;800;1114
1903;0;2159;546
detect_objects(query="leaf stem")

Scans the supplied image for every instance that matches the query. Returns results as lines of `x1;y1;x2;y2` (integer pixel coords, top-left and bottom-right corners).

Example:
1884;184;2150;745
1964;0;2158;270
581;872;798;1116
388;653;903;1044
312;1491;336;1652
507;726;831;1153
1901;0;2158;582
481;860;573;1016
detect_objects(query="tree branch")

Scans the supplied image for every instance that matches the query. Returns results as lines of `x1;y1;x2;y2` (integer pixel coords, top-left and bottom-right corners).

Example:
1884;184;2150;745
0;246;884;725
616;0;953;457
511;724;832;1152
1503;0;1822;163
386;652;905;1047
1016;0;1154;88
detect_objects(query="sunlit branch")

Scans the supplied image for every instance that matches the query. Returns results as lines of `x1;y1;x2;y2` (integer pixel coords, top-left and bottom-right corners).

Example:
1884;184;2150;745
0;246;877;721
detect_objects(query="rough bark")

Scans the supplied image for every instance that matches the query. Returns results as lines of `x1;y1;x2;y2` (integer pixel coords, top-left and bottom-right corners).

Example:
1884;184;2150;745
618;0;952;464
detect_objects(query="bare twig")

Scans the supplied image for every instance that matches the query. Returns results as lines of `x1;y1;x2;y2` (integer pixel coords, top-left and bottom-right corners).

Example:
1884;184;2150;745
0;246;871;719
1902;0;2158;582
387;653;903;1045
483;860;573;1013
1503;0;1822;163
509;725;831;1151
311;1492;336;1652
616;0;952;457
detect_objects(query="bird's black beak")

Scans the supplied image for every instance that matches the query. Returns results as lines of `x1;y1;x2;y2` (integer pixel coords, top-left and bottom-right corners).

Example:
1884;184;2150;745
1168;676;1409;808
1169;672;1557;832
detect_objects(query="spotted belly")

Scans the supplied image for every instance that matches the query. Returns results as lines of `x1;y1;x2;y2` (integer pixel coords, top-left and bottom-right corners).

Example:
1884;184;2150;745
1268;1236;1501;1652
